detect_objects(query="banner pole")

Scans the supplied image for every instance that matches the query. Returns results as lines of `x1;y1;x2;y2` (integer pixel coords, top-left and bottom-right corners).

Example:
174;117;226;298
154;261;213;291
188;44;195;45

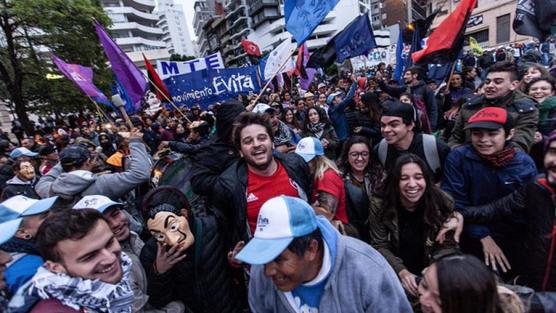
142;73;192;124
253;48;296;104
445;61;458;93
86;96;116;129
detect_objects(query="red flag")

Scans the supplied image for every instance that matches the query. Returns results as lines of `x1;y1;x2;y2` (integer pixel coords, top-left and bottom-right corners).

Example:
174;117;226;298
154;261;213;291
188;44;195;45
143;54;171;101
411;0;476;64
294;43;310;77
241;40;262;57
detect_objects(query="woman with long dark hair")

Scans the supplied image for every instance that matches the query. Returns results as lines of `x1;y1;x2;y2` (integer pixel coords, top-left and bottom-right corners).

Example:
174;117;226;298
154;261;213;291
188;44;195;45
302;106;339;160
280;108;302;134
369;154;461;297
339;135;384;242
419;254;520;313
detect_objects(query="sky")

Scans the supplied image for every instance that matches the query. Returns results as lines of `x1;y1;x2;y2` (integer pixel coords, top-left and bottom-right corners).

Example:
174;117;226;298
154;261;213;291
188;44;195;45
175;0;197;41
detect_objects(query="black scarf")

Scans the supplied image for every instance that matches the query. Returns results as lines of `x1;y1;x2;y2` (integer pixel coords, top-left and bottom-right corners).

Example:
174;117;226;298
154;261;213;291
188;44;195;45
307;122;326;135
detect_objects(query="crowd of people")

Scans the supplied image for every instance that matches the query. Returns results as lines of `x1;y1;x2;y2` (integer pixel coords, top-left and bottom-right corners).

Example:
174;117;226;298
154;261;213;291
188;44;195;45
2;54;556;313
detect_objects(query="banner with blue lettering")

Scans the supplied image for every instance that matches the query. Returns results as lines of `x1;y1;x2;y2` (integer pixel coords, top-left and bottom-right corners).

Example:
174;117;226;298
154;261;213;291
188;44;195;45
164;66;261;109
156;52;225;80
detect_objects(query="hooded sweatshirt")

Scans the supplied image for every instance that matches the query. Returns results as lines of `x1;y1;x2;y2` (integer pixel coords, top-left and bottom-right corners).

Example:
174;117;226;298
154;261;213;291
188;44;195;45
247;218;412;313
35;139;152;202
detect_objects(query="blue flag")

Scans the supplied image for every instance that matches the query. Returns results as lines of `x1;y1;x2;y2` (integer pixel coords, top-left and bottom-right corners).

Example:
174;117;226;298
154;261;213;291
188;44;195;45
334;14;377;63
164;66;261;109
285;0;340;46
259;54;270;83
394;26;405;83
111;78;137;115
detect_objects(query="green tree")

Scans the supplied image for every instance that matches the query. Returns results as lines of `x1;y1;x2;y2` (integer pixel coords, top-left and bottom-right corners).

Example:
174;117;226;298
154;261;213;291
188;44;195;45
0;0;111;134
169;54;196;61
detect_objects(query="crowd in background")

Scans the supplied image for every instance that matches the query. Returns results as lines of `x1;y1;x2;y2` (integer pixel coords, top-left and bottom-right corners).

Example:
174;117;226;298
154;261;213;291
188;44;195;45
2;46;556;313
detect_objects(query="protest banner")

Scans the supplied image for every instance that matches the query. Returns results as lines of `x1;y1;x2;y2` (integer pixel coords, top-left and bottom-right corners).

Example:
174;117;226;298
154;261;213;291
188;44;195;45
157;52;225;80
164;66;261;109
350;47;394;70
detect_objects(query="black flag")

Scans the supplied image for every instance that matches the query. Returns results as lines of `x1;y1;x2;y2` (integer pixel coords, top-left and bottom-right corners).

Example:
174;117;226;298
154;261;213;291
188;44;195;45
513;0;551;40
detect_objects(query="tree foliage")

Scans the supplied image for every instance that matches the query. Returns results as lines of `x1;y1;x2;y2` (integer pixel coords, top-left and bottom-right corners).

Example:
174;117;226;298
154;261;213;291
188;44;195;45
0;0;111;134
169;54;196;61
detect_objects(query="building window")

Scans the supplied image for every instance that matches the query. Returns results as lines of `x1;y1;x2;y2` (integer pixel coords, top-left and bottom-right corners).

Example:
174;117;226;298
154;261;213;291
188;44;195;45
465;29;489;43
496;14;510;43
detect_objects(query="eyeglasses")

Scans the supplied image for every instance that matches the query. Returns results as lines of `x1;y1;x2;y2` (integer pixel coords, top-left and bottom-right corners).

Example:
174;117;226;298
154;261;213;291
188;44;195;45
348;151;370;158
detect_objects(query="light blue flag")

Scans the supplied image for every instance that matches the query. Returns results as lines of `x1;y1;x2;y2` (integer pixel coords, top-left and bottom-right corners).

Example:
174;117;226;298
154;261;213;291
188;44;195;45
285;0;340;46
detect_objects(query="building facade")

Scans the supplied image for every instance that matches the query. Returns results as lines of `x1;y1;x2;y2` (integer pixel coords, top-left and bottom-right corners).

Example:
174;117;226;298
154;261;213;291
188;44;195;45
157;0;197;57
100;0;170;67
101;0;166;53
193;0;216;57
431;0;531;48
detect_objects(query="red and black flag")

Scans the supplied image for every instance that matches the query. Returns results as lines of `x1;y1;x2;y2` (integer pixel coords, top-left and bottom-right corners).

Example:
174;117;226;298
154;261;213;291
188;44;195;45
143;54;171;101
241;40;262;57
412;0;477;64
294;43;310;78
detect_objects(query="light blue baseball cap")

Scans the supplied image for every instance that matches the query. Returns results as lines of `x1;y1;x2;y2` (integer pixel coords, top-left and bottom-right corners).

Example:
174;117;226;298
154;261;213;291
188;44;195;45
73;195;122;213
235;196;317;265
295;137;324;163
9;147;38;159
0;195;58;244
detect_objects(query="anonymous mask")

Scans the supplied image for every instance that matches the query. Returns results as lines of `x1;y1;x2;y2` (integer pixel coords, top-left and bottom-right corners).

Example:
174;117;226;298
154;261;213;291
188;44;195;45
18;161;36;181
147;211;194;249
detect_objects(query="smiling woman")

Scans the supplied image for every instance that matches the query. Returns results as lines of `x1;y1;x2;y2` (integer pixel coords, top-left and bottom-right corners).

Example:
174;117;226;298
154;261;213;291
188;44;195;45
368;154;460;297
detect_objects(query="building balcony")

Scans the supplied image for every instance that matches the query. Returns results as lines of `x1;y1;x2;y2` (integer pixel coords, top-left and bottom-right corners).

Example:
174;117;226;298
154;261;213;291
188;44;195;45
105;6;159;22
229;28;250;41
229;16;248;30
122;0;155;12
249;0;278;16
226;4;247;19
311;23;336;36
111;22;163;36
115;36;166;49
221;34;231;45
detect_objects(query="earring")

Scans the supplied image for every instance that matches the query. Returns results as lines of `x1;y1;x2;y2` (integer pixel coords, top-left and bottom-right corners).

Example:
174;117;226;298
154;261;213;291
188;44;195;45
23;233;32;240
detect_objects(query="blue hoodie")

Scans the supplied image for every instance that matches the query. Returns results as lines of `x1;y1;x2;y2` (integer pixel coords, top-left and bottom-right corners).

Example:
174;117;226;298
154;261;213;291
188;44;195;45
247;217;412;313
328;83;357;141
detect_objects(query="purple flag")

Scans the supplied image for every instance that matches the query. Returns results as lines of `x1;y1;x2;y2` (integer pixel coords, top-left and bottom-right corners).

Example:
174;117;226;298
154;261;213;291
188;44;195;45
94;20;146;111
300;68;317;90
52;55;110;105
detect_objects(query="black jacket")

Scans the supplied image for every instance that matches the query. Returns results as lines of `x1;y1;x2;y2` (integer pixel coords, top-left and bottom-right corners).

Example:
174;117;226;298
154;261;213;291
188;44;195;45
1;177;39;200
213;152;311;245
169;135;210;156
190;101;244;198
140;214;244;313
460;178;556;291
379;80;438;131
190;138;239;198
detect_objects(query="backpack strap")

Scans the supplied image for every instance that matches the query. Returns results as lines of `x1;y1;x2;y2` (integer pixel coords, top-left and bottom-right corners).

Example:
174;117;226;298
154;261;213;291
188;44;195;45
422;134;440;174
378;138;388;166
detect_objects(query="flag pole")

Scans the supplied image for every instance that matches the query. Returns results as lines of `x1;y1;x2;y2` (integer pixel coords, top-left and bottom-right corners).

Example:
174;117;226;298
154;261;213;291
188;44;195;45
86;95;116;128
253;49;296;104
141;73;191;124
445;61;458;93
